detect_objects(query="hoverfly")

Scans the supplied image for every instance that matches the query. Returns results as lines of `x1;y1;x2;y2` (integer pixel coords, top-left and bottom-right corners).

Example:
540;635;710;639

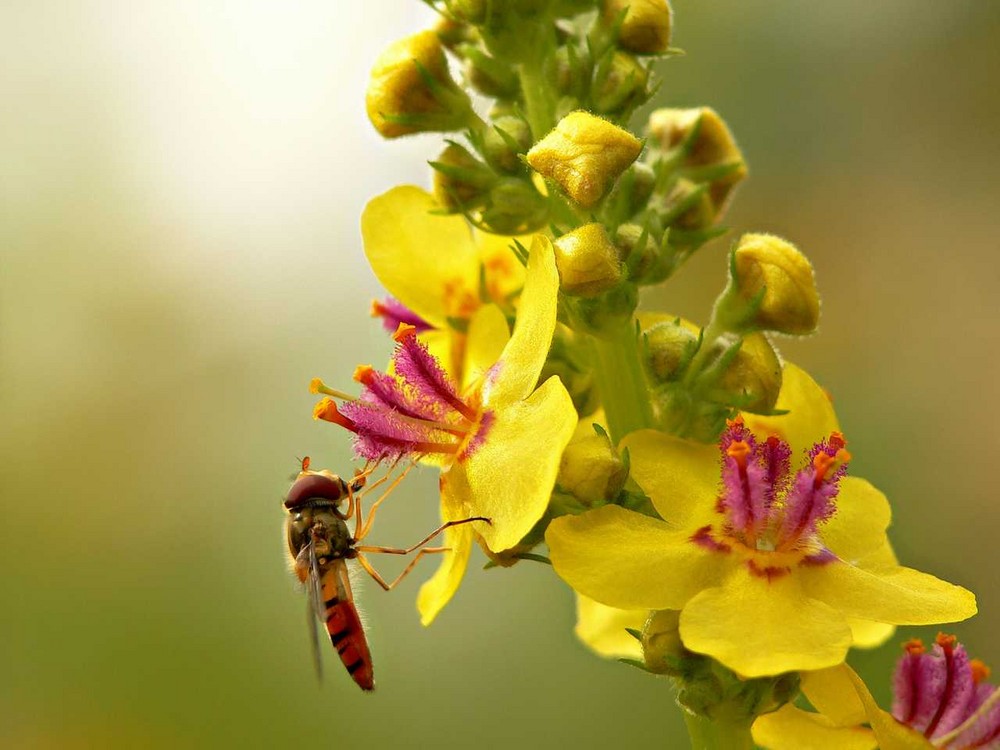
284;458;487;691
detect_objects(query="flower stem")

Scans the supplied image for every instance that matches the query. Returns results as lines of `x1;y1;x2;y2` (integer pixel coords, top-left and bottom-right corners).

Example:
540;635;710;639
518;63;556;141
591;318;653;443
681;710;754;750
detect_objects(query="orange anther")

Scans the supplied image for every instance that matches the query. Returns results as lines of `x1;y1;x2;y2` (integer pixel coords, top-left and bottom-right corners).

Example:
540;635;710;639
369;299;385;318
353;365;376;385
309;377;325;394
393;323;417;342
971;659;992;684
726;416;746;429
903;638;926;656
829;431;846;451
935;633;958;650
727;440;751;468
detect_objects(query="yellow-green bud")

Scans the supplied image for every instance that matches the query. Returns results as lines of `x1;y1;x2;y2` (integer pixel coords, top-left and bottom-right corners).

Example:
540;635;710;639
659;176;716;230
644;319;698;382
715;332;783;413
480;178;548;235
553;223;624;297
431;143;496;212
642;610;686;676
460;45;519;98
725;233;820;335
447;0;487;24
614;223;663;281
483;116;532;173
527;111;643;208
601;0;673;55
592;51;649;114
366;31;473;139
648;107;747;216
557;431;627;504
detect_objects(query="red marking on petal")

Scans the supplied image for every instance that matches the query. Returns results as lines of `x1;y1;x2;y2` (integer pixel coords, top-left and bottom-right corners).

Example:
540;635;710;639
690;525;730;553
746;559;790;581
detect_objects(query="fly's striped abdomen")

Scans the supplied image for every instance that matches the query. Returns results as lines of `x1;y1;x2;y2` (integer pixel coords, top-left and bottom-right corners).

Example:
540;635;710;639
321;565;374;691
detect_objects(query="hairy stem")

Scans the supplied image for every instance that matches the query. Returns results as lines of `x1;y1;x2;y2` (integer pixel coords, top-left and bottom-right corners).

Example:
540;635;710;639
681;710;754;750
591;318;654;443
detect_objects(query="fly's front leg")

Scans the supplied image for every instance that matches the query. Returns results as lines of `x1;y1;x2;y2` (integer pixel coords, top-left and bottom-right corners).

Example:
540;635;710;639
354;463;413;542
355;548;449;591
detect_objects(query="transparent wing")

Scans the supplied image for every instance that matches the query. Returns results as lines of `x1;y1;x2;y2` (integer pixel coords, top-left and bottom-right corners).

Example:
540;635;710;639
295;541;325;683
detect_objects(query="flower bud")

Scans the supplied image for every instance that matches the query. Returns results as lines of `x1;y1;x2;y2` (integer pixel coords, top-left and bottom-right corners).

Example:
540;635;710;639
647;107;747;218
479;178;548;235
460;44;519;98
642;610;686;676
482;116;532;174
433;14;477;50
527;111;643;208
447;0;487;24
715;332;782;413
556;428;627;504
615;222;668;283
553;223;624;297
722;233;820;335
657;176;716;230
430;143;496;212
592;51;649;115
601;0;673;55
366;31;473;139
604;162;655;220
644;319;698;382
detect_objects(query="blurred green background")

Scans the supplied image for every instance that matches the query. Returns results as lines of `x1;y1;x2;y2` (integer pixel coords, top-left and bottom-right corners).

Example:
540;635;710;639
3;1;998;747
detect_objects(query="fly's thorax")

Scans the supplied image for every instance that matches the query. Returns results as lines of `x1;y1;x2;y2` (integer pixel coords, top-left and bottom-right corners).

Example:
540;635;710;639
285;501;355;562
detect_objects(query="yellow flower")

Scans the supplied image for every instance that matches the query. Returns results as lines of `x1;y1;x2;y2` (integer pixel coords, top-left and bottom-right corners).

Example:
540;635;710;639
547;363;976;677
362;185;527;380
314;235;576;625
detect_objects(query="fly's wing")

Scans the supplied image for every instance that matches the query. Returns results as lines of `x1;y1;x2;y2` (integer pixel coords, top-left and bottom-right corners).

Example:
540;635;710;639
295;541;325;682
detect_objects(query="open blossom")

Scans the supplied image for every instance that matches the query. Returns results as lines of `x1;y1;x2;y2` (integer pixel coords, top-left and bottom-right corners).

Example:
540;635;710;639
547;364;976;677
313;235;576;624
362;185;526;379
754;635;1000;750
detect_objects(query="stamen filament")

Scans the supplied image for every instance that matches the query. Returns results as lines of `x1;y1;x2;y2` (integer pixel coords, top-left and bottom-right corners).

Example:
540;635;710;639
933;685;1000;747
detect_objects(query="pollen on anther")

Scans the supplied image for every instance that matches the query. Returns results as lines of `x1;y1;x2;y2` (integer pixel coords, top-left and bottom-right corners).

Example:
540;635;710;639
353;365;376;385
726;440;751;466
971;659;992;684
936;632;958;650
903;638;926;656
393;323;417;342
309;377;326;394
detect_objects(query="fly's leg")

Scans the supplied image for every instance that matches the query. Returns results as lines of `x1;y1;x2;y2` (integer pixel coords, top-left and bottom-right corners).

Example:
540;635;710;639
355;548;449;591
353;462;412;542
357;516;489;556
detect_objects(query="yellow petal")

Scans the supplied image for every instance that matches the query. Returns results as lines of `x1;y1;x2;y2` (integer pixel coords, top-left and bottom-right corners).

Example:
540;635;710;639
619;429;720;529
417;470;476;626
679;568;853;677
361;185;478;325
547;504;732;610
574;593;646;660
820;477;891;563
801;561;977;626
464;376;576;551
462;304;510;392
484;235;559;406
752;704;876;750
847;617;896;649
845;667;934;750
743;362;839;459
801;664;868;727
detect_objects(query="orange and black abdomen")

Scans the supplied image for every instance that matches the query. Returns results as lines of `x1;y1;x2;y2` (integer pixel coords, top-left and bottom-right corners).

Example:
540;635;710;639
321;568;374;691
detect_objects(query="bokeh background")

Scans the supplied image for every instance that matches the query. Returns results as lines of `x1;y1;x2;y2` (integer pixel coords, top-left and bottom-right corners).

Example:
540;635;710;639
3;1;999;747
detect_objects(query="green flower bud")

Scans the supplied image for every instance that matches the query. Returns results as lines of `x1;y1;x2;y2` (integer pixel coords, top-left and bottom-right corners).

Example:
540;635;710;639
430;143;497;212
718;233;821;335
479;178;548;234
615;222;668;283
557;430;627;505
644;318;698;382
715;332;782;414
483;116;532;174
527;111;643;208
601;0;673;55
647;107;747;218
433;14;477;50
641;610;687;676
366;31;474;138
657;176;716;230
592;50;649;115
446;0;487;24
460;44;519;98
604;162;655;219
567;282;638;334
553;223;624;297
